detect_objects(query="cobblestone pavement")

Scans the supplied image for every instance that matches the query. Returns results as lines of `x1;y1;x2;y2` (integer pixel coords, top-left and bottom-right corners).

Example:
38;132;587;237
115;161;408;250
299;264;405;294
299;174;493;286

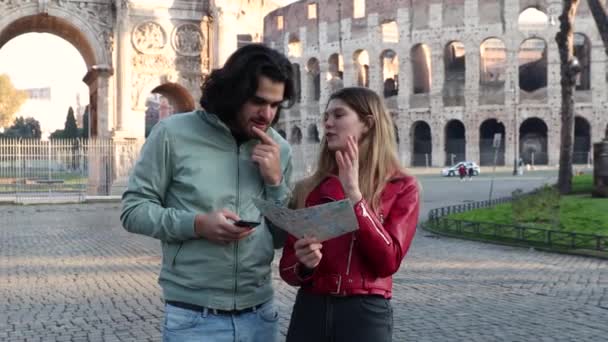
1;177;606;341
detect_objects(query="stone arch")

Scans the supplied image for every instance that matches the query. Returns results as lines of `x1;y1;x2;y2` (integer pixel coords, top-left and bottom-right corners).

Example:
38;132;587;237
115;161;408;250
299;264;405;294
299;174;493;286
151;83;195;114
394;123;400;144
307;124;320;143
479;119;506;166
353;49;370;88
519;117;548;165
519;1;549;14
381;21;398;43
0;12;109;68
306;58;321;101
143;83;195;137
328;53;344;92
443;41;465;106
380;49;399;98
0;11;111;137
292;63;302;103
277;129;287;140
574;33;591;91
287;33;302;58
411;120;432;166
574;116;591;164
290;126;302;145
518;6;549;33
444;120;466;166
410;44;432;94
518;38;547;94
137;77;194;112
479;37;506;105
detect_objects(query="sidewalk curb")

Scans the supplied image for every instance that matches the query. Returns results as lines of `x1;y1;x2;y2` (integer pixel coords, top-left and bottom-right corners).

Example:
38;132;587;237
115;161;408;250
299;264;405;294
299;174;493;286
85;195;122;203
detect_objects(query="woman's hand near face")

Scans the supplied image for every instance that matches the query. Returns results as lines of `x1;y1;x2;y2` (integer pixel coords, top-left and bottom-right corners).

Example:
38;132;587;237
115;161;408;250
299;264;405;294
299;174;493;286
336;135;363;203
294;237;323;269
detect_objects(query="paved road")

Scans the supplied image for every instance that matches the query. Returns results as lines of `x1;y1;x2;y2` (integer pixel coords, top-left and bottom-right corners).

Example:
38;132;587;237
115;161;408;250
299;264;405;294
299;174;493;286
1;171;607;341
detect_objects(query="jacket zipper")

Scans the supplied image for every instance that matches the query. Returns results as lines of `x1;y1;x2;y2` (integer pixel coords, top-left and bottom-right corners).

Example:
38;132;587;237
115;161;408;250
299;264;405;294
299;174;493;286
324;195;356;293
233;146;240;309
345;233;356;276
171;243;183;267
359;202;391;245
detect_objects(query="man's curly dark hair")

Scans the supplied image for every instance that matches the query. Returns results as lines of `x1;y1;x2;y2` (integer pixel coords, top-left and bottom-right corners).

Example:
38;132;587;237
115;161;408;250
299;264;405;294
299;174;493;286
200;44;296;125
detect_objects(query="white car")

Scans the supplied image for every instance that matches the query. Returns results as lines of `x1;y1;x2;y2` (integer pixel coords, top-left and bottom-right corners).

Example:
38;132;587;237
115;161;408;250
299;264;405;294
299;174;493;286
441;161;481;177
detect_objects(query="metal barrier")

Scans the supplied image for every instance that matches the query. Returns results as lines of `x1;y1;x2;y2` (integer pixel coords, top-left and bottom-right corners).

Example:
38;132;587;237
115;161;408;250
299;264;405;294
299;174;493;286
0;138;141;203
425;197;607;252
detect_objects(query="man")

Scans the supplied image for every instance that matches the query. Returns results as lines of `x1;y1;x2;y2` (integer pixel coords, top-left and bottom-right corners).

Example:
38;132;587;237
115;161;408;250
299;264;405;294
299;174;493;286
121;44;295;342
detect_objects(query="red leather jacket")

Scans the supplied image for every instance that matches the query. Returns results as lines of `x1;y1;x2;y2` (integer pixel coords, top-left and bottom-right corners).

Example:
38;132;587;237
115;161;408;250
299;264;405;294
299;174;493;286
279;173;419;299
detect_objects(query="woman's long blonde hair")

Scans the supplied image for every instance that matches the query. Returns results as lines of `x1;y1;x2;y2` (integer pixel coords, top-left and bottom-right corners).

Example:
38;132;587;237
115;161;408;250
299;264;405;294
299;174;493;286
292;87;403;212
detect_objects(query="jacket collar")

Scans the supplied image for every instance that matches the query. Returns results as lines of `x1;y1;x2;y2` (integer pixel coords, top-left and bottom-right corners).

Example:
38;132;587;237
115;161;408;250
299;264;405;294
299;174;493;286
196;109;262;149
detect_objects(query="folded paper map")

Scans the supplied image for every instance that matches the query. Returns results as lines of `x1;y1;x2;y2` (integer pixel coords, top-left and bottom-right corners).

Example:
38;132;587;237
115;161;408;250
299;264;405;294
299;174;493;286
253;198;358;241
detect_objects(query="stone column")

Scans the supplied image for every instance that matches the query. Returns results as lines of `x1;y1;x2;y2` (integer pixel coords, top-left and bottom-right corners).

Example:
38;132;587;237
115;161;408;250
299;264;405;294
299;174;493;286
396;8;410;110
114;2;133;137
83;66;114;139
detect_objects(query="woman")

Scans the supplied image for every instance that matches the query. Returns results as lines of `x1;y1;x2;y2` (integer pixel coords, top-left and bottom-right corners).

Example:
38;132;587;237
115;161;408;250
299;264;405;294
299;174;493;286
279;87;420;342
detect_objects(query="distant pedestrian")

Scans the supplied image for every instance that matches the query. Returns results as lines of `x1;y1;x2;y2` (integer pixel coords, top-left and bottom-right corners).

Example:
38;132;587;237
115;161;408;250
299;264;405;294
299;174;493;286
518;158;525;176
467;166;474;181
458;164;467;181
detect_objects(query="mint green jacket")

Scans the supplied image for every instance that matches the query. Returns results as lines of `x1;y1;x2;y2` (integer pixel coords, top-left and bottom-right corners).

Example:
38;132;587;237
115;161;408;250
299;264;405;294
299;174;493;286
120;110;292;310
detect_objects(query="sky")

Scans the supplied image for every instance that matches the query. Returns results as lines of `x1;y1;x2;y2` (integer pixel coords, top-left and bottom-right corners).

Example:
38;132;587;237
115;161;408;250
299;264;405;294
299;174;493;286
0;33;88;135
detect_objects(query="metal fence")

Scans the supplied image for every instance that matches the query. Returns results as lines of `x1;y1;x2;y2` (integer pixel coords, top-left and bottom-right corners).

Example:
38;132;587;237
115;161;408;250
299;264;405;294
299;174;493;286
425;197;607;253
0;138;141;203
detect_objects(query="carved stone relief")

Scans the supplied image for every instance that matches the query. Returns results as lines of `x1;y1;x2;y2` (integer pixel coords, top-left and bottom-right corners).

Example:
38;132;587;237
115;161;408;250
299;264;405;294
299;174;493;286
132;54;172;72
172;23;204;56
132;21;167;54
131;72;158;109
54;0;113;28
175;56;202;75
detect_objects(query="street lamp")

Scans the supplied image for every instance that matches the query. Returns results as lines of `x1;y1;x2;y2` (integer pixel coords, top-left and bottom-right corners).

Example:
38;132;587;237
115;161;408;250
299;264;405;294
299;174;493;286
512;85;518;176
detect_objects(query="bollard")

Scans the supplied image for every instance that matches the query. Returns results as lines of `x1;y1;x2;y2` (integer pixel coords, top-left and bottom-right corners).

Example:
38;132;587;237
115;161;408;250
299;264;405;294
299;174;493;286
593;138;608;197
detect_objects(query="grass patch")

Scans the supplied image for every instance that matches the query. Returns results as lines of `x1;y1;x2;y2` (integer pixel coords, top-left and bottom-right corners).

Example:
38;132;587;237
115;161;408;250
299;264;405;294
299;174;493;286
426;175;608;255
450;196;608;235
571;173;594;194
445;175;608;239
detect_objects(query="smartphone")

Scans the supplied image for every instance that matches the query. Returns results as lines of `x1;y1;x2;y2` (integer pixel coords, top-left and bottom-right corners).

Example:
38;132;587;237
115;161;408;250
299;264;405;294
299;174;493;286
234;220;261;228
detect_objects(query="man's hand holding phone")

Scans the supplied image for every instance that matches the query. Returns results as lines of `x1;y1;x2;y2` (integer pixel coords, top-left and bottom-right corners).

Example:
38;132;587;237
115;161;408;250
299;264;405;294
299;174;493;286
194;210;257;244
234;220;261;228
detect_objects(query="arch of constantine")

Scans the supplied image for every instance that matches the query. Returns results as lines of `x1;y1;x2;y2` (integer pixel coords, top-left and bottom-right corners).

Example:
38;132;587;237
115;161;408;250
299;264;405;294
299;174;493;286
0;0;277;140
264;0;608;177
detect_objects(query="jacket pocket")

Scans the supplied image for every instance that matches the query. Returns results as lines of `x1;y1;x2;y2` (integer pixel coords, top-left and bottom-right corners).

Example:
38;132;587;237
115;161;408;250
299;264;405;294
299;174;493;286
163;242;183;269
359;296;391;316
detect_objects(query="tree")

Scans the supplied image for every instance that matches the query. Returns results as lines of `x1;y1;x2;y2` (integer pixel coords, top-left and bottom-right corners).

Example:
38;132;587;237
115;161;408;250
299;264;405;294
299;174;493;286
63;106;79;139
556;0;580;194
587;0;608;55
0;74;28;128
555;1;607;193
49;129;65;139
81;105;89;138
0;116;42;139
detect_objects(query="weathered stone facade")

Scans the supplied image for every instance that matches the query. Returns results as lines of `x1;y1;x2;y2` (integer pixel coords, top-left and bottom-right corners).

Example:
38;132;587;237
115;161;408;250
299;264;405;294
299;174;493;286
0;0;279;140
264;0;608;178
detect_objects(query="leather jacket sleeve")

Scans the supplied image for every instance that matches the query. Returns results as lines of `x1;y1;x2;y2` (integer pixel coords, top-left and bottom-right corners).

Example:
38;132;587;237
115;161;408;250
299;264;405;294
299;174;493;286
353;177;419;277
279;234;313;286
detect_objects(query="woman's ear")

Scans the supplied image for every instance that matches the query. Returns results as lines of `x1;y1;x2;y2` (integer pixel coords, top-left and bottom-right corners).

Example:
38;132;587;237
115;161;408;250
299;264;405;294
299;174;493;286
364;115;375;132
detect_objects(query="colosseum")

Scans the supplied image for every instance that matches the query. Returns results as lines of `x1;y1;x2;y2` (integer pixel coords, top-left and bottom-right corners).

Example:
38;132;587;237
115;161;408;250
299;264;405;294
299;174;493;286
263;0;608;179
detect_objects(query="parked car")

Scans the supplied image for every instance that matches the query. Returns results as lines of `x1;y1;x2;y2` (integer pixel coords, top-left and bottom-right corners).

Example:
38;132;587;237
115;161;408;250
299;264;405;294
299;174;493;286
441;161;481;177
